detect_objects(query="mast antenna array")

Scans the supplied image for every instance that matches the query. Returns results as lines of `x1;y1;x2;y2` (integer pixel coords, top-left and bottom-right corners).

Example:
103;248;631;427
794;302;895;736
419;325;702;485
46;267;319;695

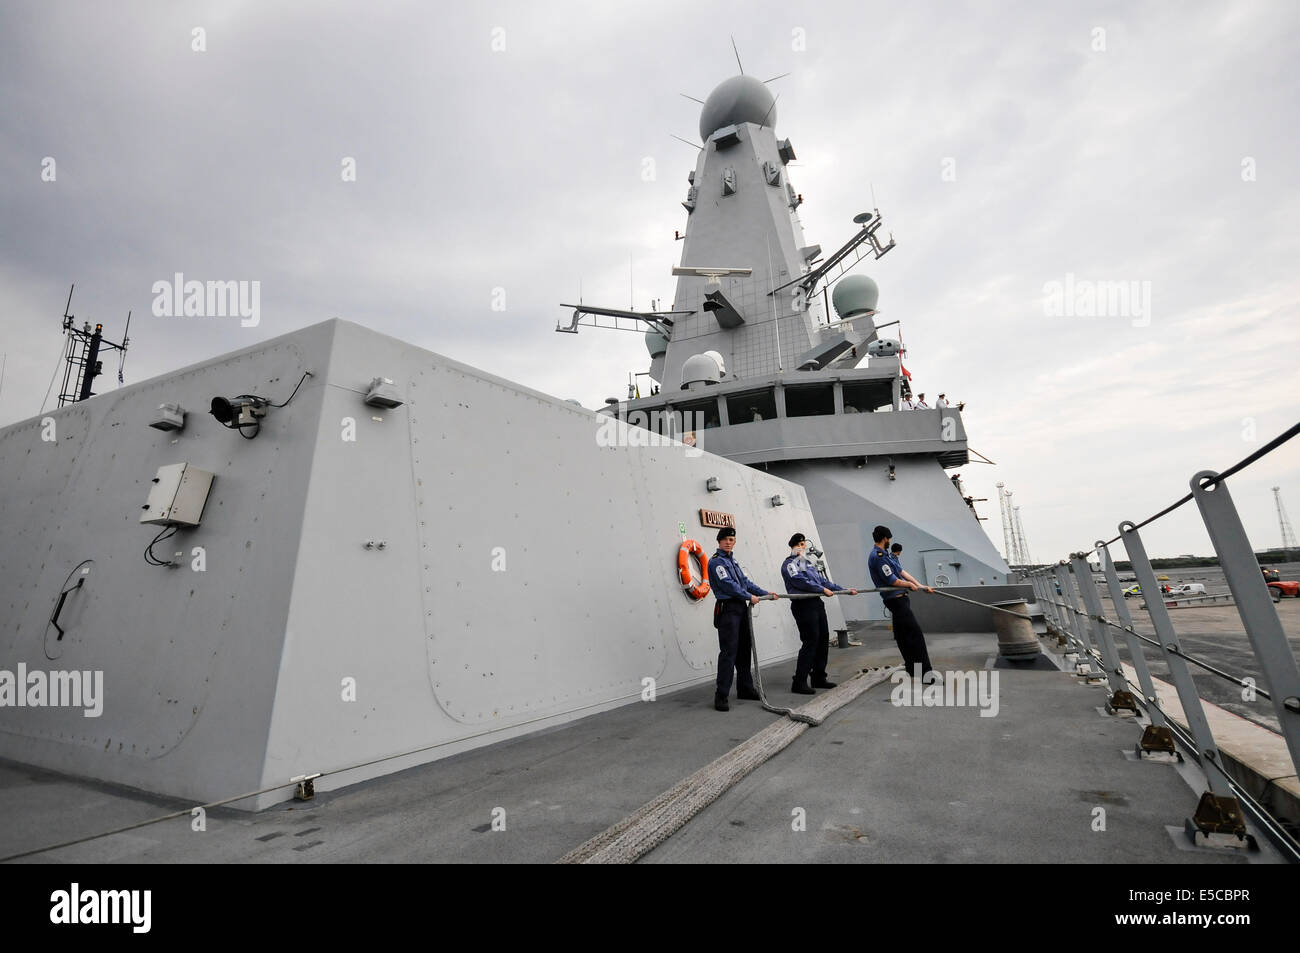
55;284;131;407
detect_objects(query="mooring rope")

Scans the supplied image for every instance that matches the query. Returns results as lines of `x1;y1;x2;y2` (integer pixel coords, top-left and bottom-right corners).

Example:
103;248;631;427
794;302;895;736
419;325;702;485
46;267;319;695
556;665;899;864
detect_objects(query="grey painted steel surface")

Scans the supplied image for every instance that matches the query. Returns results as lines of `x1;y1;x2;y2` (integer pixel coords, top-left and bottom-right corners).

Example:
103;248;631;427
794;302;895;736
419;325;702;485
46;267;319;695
767;457;1011;623
0;326;327;809
660;404;964;466
904;584;1034;633
1096;543;1168;728
662;103;830;389
1190;471;1300;776
1120;522;1233;797
0;319;841;809
1070;553;1128;696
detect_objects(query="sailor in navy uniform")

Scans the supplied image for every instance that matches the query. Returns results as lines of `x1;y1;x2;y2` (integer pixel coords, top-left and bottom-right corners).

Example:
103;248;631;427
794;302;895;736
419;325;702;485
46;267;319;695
867;525;938;681
781;533;857;694
708;526;779;711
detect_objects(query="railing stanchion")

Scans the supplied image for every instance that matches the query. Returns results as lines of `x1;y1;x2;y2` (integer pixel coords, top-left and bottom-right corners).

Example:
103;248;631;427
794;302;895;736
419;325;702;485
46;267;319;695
1056;562;1097;674
1095;541;1177;756
1121;520;1253;847
1069;552;1135;710
1190;470;1300;779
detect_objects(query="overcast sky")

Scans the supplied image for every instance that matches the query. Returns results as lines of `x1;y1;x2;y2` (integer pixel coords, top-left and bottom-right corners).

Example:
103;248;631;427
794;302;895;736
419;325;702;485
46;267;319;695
1;0;1297;561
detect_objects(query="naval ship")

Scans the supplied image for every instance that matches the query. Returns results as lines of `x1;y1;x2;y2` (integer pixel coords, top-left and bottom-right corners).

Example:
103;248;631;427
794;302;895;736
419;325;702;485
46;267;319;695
0;70;1295;872
563;74;1014;626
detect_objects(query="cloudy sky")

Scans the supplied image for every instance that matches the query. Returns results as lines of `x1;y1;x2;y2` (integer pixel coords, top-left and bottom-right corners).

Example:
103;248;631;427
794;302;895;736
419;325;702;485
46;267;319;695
1;0;1297;561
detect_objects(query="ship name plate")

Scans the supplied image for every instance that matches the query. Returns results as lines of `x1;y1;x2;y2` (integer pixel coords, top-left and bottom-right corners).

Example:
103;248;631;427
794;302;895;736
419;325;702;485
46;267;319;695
699;509;736;529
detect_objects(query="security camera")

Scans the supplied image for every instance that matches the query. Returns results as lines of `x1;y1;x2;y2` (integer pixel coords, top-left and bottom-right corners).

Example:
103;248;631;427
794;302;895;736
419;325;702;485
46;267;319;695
210;395;268;433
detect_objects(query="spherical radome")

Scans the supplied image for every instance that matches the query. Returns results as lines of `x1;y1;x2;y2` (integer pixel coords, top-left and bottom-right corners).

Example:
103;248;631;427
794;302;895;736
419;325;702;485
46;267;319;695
699;75;777;142
645;329;669;358
832;275;880;319
681;353;723;385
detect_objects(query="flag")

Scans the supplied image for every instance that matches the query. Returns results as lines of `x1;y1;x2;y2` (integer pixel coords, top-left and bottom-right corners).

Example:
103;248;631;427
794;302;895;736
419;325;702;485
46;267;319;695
900;364;912;380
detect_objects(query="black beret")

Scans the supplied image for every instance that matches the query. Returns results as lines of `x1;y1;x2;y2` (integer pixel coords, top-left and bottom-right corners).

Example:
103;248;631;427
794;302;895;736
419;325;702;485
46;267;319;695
717;526;736;541
788;533;806;548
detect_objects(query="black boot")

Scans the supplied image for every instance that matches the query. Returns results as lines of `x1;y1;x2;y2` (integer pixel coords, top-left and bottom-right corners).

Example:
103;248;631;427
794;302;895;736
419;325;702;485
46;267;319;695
790;675;815;695
714;695;729;711
811;676;837;689
736;685;761;701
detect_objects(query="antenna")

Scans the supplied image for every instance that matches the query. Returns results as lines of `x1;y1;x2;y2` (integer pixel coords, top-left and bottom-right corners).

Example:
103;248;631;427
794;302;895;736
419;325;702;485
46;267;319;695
759;92;780;128
671;134;703;152
731;36;744;74
679;92;705;105
50;284;131;407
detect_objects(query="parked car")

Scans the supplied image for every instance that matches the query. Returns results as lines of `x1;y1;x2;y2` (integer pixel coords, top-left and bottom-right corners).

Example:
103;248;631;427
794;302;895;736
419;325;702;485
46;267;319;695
1122;585;1142;598
1268;580;1300;599
1164;583;1206;597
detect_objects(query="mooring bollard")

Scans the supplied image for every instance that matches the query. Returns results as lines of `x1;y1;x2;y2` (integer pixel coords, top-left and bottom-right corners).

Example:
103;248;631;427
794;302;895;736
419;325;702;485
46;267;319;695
991;598;1040;659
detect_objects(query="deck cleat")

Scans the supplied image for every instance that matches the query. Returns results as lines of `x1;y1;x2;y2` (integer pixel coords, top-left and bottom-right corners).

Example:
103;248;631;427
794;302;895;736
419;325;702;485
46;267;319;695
1184;791;1257;850
1105;690;1139;717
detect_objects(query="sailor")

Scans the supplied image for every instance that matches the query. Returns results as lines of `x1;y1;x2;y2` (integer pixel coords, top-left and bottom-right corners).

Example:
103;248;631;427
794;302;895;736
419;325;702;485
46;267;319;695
708;527;780;711
782;533;856;694
901;394;916;411
935;394;949;409
890;542;903;560
867;525;939;682
914;393;929;409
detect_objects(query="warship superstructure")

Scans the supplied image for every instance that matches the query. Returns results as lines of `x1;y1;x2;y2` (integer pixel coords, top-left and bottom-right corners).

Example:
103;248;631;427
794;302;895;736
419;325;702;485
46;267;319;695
569;75;1012;623
0;73;1020;812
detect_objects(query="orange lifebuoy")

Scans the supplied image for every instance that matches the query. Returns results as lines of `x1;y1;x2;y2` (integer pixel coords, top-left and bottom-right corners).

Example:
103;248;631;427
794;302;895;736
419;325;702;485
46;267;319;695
678;539;711;600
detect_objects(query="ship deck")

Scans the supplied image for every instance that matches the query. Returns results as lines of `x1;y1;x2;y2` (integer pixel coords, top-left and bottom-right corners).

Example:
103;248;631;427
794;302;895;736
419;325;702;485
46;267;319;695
0;626;1284;864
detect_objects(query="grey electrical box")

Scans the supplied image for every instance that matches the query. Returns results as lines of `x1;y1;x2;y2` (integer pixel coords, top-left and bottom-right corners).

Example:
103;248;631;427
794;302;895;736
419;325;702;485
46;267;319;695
149;402;186;431
140;463;215;527
364;377;404;408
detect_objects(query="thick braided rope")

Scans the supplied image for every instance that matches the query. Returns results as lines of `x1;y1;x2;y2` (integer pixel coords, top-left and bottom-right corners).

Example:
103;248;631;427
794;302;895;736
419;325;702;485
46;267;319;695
557;666;898;864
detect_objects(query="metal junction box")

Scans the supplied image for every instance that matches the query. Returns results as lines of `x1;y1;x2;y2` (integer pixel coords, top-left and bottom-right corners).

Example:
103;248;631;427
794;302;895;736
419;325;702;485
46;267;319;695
140;463;215;527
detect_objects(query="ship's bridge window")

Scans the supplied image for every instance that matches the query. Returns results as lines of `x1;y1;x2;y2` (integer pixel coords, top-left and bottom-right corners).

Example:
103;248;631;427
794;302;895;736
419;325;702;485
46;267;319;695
784;384;835;418
726;390;777;424
674;398;722;430
842;380;893;413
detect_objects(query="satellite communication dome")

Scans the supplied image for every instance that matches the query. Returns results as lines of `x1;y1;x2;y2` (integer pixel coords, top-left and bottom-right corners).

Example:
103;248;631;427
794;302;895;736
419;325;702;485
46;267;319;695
832;275;880;320
644;329;668;358
681;352;724;386
702;349;725;374
699;75;777;142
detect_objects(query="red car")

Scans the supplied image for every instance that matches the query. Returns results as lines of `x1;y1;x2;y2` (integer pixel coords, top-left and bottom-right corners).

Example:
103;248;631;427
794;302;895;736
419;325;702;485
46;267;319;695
1268;580;1300;599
